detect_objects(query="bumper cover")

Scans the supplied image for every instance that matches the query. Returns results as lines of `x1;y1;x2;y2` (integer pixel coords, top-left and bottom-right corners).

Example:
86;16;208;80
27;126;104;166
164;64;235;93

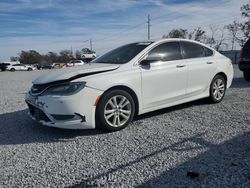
25;86;103;129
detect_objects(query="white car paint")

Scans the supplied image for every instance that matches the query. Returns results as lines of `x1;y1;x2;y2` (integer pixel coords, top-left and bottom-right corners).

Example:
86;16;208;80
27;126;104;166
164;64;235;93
25;39;234;129
7;64;35;71
66;60;86;67
81;53;97;59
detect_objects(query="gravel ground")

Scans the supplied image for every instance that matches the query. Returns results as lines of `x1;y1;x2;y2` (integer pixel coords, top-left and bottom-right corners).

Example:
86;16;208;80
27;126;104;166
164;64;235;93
0;66;249;187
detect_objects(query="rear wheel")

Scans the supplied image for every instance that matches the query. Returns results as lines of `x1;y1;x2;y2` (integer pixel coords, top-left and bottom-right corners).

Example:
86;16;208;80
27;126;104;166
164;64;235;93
27;68;32;71
96;90;135;131
243;71;250;81
209;75;226;103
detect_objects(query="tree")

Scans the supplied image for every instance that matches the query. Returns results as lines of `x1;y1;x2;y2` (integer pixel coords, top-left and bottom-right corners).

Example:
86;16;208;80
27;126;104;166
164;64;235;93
163;28;206;42
10;56;19;61
19;50;42;64
162;29;188;38
214;28;227;51
43;52;58;64
75;50;82;59
58;50;71;62
188;27;206;42
206;25;218;47
226;21;241;50
239;2;250;46
205;25;227;51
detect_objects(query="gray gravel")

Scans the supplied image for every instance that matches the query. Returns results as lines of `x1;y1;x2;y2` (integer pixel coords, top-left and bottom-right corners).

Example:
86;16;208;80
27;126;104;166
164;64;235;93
0;66;249;187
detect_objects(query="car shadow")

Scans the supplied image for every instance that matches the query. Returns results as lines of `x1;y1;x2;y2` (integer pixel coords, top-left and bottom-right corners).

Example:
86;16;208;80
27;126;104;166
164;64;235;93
0;99;210;146
0;109;104;146
71;132;250;187
137;131;250;187
134;98;210;121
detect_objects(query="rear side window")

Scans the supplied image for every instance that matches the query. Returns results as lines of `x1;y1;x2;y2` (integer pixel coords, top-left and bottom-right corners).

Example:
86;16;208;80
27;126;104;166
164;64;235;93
204;47;214;57
181;41;205;59
148;42;182;61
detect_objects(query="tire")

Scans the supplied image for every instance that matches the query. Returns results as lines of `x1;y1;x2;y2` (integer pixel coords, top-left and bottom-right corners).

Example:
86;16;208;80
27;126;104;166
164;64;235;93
243;71;250;81
27;68;32;71
96;89;135;131
209;75;226;103
10;68;15;72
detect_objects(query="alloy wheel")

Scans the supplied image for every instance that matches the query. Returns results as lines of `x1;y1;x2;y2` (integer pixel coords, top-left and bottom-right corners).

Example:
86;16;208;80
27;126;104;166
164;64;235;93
104;95;132;127
212;78;225;100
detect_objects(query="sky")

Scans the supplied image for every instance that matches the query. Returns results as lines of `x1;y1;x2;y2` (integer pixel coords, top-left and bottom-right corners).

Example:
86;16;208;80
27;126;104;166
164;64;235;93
0;0;248;62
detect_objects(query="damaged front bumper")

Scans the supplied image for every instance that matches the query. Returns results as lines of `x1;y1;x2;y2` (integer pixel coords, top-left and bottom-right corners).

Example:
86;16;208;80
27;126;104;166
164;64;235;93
25;86;103;129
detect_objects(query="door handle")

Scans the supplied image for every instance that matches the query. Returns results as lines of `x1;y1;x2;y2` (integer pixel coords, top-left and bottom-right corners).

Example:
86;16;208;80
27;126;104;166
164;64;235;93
207;62;213;64
176;64;186;68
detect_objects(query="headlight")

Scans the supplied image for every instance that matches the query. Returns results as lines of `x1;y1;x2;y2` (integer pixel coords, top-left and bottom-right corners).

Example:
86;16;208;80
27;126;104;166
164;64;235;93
42;82;85;96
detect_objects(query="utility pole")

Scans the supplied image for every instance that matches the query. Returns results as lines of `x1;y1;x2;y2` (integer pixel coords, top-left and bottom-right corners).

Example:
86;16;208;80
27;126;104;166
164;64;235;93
90;39;92;51
147;14;151;40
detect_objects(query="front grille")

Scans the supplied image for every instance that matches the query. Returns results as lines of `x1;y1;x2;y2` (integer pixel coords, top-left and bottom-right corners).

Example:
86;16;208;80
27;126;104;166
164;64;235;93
28;104;50;122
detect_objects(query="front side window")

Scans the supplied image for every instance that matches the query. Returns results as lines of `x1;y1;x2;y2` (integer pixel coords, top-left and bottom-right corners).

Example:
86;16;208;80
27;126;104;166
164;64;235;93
92;42;152;64
148;42;182;61
181;41;205;59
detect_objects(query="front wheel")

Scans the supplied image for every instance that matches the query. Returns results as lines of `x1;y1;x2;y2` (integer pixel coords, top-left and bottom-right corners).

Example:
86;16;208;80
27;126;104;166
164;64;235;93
10;68;15;72
209;75;226;103
96;90;135;131
243;71;250;81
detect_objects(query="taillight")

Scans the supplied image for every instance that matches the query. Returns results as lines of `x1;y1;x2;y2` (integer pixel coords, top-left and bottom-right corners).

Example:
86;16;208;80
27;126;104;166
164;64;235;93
240;50;243;61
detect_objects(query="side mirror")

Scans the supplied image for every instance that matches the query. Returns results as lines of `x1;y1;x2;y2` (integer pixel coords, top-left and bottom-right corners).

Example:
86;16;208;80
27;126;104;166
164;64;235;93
140;54;164;66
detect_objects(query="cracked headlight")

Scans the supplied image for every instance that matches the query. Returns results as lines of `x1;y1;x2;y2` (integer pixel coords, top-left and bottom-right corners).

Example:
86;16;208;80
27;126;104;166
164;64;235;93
42;82;85;96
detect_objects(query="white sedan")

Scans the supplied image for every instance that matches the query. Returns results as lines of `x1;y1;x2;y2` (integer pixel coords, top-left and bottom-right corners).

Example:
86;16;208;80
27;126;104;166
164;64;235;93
66;60;86;67
25;39;233;131
7;64;35;71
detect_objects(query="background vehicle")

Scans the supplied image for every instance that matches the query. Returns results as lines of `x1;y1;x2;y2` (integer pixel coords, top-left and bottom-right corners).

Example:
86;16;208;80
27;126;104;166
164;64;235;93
39;64;53;69
0;63;10;71
81;48;97;59
239;39;250;81
52;62;67;69
7;64;35;71
26;39;233;131
66;60;85;67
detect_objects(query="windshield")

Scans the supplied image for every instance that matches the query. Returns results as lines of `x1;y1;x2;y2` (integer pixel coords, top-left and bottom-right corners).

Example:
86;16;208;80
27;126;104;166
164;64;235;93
92;42;152;64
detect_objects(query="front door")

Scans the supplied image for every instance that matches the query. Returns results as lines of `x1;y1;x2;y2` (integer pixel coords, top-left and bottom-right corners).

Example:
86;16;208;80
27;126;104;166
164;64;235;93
140;41;188;109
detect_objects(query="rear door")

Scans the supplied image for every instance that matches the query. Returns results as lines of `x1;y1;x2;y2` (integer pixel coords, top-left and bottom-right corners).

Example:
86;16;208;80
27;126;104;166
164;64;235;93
180;41;217;97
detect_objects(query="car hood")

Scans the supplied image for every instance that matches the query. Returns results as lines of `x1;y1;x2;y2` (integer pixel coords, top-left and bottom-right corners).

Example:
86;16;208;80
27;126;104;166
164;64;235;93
33;63;119;85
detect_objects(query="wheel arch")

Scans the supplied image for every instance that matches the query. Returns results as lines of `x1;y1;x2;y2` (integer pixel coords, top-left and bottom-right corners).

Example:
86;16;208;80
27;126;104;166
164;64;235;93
100;85;140;116
215;72;227;86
